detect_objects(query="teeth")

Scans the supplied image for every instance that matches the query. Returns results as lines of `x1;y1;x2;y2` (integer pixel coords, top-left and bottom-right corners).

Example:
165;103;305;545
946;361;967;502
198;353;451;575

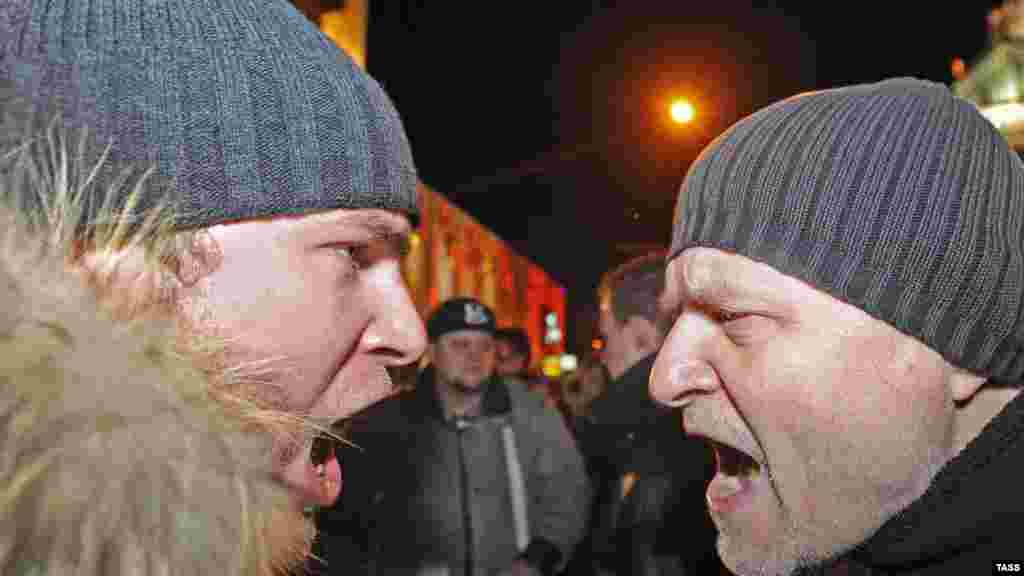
708;473;744;501
321;478;336;496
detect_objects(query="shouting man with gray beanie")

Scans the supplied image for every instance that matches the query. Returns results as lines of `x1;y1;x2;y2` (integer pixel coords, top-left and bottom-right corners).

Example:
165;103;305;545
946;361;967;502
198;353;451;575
651;77;1024;575
0;0;425;571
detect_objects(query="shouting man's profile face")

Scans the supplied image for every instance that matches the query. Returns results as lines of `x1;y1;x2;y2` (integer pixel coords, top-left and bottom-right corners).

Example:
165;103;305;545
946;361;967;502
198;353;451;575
650;247;972;575
178;207;426;507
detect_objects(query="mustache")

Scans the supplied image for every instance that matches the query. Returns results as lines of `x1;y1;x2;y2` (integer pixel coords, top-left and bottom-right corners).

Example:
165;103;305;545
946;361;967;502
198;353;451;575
284;366;399;469
221;347;400;470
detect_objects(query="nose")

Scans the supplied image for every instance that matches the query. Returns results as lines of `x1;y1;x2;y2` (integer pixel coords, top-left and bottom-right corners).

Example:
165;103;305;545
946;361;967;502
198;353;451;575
649;308;720;408
359;263;427;366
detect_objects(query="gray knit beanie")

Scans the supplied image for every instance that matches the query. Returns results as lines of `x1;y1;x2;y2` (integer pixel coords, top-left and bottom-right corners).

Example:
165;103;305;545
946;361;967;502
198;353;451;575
0;0;417;229
671;78;1024;384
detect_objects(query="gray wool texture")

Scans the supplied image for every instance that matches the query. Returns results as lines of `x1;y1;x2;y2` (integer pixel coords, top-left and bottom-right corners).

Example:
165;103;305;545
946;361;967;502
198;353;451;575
670;78;1024;384
0;0;418;229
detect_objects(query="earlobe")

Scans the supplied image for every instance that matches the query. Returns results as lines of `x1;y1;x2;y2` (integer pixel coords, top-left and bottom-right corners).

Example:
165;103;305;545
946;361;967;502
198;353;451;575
948;368;1020;456
949;368;988;404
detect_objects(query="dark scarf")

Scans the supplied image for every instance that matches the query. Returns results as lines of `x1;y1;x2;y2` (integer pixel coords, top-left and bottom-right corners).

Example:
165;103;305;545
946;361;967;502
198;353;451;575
850;389;1024;574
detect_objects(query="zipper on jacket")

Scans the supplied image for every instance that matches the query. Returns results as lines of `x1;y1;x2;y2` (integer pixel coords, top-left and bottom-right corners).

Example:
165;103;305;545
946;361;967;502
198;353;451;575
454;417;475;576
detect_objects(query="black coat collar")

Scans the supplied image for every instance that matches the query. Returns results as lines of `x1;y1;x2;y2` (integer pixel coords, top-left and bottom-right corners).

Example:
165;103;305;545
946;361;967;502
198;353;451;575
851;388;1024;572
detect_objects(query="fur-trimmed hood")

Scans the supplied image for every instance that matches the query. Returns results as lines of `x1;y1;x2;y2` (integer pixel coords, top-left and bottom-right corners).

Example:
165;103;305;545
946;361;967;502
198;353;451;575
0;87;313;574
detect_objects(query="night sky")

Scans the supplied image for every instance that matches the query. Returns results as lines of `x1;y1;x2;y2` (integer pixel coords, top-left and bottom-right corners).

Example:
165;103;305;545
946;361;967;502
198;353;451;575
364;1;999;352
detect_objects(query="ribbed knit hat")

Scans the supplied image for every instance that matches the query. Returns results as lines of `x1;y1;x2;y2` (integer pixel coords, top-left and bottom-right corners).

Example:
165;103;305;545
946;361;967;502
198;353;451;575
0;0;418;230
671;78;1024;384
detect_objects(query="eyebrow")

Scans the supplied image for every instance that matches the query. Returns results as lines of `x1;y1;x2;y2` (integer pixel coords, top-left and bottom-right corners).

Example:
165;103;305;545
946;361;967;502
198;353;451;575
300;210;412;252
303;210;408;235
672;253;780;312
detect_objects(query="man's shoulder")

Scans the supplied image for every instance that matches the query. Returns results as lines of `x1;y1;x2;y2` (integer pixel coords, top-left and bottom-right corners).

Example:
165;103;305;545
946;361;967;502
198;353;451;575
499;375;530;394
500;376;549;412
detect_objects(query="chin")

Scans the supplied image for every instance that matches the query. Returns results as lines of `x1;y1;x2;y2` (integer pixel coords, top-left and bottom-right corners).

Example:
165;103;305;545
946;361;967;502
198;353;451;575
719;533;834;576
264;505;316;574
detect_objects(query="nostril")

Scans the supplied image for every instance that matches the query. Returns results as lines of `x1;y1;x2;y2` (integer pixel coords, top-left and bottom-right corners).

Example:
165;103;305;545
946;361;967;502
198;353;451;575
664;385;718;408
371;346;407;361
652;361;719;407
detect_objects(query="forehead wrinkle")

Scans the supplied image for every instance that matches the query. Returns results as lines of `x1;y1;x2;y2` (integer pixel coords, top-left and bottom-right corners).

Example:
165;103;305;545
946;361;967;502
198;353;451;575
678;250;787;314
680;250;731;306
658;259;684;313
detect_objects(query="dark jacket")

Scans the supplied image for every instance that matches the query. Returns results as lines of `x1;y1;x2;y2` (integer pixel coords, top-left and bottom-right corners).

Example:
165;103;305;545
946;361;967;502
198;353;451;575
313;367;589;576
847;388;1024;575
574;354;721;575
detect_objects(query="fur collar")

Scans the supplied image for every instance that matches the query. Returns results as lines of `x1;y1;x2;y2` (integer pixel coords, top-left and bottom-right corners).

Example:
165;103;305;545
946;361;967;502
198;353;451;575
0;84;311;574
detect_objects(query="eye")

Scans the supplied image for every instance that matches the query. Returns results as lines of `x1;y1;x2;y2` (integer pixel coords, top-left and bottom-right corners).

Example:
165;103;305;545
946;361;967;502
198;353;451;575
717;309;745;323
719;310;775;345
330;244;365;276
333;245;354;261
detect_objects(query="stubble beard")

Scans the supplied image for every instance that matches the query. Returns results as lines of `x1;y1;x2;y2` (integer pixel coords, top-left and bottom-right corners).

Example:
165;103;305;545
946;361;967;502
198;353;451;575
450;376;487;397
173;287;316;568
718;505;855;576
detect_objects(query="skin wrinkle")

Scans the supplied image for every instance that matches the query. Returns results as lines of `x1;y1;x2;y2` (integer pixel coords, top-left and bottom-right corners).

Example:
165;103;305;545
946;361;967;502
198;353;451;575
667;255;775;466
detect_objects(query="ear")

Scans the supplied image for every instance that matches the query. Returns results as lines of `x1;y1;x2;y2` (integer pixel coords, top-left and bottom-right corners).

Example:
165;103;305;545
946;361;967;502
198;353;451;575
627;316;658;354
948;368;1019;456
949;368;988;404
171;228;223;288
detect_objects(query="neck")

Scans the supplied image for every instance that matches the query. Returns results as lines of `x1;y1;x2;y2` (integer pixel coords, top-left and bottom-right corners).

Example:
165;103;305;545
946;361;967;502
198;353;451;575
436;378;484;419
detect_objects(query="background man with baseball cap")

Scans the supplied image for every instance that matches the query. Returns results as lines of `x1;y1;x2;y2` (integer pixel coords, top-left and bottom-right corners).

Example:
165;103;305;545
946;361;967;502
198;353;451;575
651;78;1024;575
316;297;588;576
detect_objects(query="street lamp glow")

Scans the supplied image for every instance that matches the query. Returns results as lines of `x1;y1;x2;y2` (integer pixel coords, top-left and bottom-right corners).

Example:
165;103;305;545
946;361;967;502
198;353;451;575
670;99;695;124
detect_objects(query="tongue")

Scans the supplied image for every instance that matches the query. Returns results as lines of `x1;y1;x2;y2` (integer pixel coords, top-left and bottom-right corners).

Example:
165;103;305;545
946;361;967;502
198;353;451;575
310;453;342;507
708;473;745;501
282;450;343;508
321;452;343;505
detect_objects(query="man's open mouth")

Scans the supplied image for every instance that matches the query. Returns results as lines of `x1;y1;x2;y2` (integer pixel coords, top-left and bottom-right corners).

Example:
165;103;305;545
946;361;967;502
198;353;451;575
295;421;349;508
712;439;761;477
706;439;763;513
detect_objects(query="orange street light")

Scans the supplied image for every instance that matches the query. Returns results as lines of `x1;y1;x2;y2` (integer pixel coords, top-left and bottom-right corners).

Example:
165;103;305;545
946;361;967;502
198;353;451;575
952;57;967;81
670;98;696;125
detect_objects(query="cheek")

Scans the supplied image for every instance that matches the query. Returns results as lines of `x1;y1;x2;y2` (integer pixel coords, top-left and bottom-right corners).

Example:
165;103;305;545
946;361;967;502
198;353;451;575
752;330;955;540
185;252;368;409
481;351;497;372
